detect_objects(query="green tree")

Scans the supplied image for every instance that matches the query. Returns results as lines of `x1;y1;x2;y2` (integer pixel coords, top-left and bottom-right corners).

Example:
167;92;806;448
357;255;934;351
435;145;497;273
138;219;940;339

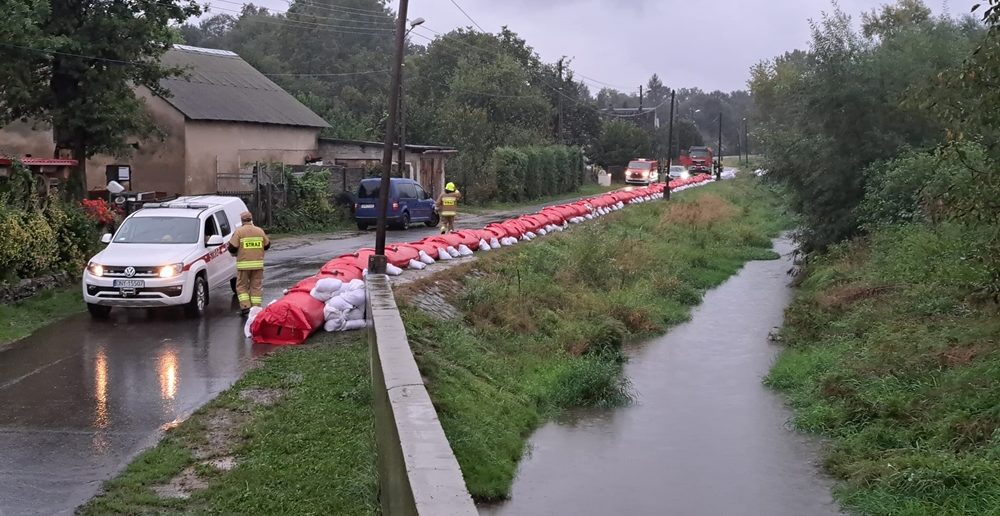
0;0;201;195
750;0;980;251
590;119;653;168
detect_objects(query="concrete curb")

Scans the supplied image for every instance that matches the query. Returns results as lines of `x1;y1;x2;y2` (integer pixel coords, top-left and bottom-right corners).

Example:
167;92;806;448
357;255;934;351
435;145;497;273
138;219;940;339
366;274;477;516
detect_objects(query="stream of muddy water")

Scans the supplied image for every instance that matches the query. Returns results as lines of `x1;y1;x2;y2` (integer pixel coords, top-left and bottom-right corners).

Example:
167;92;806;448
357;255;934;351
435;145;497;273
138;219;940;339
480;237;842;516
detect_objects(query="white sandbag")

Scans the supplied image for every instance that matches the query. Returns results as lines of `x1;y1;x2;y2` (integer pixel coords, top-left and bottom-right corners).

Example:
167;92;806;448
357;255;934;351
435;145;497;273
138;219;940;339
315;278;343;294
346;307;365;321
478;239;491;251
343;319;367;331
537;228;547;236
490;237;502;248
310;287;335;303
447;246;461;258
552;225;564;232
243;306;263;338
438;248;453;261
324;318;346;332
342;288;367;308
408;259;427;270
501;237;514;246
326;295;353;313
458;244;474;257
419;250;435;265
323;303;345;321
346;279;365;291
386;263;403;276
585;214;594;220
526;231;537;239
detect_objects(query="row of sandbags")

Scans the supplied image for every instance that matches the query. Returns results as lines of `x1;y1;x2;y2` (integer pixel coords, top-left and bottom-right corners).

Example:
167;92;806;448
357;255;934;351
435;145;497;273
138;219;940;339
249;175;715;345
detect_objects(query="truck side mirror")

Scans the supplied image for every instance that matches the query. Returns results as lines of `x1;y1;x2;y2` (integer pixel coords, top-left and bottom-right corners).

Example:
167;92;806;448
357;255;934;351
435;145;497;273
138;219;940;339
101;233;112;244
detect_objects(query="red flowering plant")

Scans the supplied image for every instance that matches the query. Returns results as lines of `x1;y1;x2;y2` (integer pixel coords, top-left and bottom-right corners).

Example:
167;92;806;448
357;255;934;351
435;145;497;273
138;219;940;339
80;199;117;227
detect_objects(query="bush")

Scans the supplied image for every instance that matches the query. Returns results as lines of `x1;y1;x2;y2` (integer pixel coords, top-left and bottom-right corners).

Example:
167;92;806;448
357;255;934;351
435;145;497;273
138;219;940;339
0;199;98;283
274;169;349;233
487;145;586;202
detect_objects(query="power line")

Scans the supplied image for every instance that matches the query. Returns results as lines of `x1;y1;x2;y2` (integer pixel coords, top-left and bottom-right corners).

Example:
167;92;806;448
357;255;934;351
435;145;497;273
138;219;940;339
447;0;487;32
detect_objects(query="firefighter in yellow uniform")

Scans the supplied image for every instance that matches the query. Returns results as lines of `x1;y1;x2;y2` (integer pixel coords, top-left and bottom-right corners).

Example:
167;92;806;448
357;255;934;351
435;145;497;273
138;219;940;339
228;211;270;316
435;182;461;234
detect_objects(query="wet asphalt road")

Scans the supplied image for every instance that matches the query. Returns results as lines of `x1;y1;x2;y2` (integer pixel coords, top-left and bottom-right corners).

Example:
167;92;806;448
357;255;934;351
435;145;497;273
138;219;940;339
480;237;842;516
0;209;522;516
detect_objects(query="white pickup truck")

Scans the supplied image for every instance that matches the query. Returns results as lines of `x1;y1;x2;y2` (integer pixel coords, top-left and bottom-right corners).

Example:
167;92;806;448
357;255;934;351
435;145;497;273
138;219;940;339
81;196;249;318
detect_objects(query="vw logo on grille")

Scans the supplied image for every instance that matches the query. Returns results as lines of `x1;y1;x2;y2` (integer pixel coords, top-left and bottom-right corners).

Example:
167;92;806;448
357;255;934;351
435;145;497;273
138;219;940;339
124;266;136;278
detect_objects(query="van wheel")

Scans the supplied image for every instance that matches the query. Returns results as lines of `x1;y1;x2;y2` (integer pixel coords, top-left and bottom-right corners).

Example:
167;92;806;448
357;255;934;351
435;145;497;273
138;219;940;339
230;277;238;293
185;274;209;317
426;212;440;228
357;222;368;231
397;212;410;230
87;303;111;319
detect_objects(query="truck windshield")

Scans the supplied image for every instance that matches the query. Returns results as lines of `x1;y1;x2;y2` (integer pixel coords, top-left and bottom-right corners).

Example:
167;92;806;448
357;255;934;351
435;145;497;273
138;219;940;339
627;161;653;170
358;181;381;199
114;217;200;244
691;150;710;158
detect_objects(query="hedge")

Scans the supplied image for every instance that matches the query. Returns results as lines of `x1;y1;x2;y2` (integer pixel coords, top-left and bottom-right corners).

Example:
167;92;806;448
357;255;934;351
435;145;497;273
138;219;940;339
487;145;586;203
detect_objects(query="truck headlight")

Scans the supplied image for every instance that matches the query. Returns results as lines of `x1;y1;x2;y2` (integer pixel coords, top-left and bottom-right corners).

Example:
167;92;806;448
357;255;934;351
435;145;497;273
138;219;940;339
87;262;104;277
158;263;184;278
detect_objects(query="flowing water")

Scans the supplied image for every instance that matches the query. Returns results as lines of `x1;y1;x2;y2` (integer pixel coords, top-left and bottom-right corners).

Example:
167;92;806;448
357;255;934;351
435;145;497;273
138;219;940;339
480;237;842;516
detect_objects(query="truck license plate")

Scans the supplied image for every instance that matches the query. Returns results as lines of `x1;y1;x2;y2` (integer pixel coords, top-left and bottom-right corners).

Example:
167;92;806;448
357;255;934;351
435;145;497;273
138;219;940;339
113;279;145;288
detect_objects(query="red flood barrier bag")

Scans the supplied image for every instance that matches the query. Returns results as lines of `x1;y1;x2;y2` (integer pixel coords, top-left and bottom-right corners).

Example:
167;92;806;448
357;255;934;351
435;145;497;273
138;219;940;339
251;292;326;345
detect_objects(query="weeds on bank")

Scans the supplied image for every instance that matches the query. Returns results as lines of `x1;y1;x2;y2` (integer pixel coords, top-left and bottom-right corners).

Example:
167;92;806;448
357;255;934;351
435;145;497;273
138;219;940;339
0;287;83;346
401;177;791;500
766;223;1000;515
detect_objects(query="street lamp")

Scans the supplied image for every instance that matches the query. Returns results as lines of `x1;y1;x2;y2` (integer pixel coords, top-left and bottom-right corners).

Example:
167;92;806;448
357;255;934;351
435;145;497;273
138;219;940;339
396;17;425;184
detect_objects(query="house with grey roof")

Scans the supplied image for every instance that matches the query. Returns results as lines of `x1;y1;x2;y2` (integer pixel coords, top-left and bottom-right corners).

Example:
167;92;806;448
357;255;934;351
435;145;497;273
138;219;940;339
1;45;330;195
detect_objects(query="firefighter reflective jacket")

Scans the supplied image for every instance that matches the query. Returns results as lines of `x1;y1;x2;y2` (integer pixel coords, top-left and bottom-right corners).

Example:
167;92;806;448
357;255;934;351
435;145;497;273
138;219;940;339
228;223;270;270
437;192;461;217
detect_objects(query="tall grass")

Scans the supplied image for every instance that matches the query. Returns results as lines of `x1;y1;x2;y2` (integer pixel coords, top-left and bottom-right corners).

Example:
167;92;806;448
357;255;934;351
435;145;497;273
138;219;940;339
767;222;1000;515
400;177;791;500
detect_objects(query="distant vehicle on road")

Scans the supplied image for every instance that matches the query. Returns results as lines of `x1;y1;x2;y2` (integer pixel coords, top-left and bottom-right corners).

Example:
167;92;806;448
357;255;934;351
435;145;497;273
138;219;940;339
687;147;714;173
353;178;439;231
668;165;690;180
82;196;248;319
625;159;660;185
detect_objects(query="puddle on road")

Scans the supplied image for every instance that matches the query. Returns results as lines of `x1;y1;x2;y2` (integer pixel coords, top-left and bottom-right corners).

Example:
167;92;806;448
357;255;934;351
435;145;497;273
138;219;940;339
479;237;842;516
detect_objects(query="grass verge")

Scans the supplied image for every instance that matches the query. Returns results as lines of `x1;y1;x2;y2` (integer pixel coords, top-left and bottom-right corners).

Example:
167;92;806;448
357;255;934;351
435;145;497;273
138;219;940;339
766;222;1000;515
0;287;83;346
81;333;378;515
398;176;791;501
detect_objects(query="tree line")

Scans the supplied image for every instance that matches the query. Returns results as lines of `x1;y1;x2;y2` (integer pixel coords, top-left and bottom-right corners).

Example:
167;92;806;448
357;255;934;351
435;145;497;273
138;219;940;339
752;0;1000;287
1;0;753;202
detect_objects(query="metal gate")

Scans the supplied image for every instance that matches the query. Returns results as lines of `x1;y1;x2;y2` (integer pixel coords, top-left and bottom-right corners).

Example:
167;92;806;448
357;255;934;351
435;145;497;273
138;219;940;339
216;162;288;227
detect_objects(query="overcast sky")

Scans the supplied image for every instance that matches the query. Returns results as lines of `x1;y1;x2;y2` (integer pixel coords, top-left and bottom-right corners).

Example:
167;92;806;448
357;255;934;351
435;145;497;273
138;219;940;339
230;0;973;93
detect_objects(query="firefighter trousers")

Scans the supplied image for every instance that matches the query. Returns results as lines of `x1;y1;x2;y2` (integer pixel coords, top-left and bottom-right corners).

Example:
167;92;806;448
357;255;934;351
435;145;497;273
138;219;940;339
440;215;456;233
236;269;264;310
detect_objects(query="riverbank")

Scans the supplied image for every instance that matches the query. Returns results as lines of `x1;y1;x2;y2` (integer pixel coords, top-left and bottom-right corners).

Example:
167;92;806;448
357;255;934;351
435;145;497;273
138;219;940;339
398;176;792;500
766;222;1000;515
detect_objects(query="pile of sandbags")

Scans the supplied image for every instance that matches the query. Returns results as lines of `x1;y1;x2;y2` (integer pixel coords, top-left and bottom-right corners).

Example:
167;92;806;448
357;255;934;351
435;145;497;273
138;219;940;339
251;179;719;345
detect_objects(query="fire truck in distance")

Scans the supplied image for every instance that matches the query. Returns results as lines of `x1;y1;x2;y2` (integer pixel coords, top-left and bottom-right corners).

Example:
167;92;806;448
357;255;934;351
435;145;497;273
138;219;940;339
679;146;714;173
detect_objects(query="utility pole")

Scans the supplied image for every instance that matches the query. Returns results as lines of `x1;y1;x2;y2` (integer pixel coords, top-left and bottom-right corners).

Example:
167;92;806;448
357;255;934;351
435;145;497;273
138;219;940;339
744;117;750;165
557;58;564;144
664;89;675;200
638;85;643;115
371;0;410;274
716;113;723;181
397;75;406;179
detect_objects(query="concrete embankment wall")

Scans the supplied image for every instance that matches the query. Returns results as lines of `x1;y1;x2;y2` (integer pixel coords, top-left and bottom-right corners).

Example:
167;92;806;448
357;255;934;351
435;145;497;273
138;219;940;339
365;274;477;516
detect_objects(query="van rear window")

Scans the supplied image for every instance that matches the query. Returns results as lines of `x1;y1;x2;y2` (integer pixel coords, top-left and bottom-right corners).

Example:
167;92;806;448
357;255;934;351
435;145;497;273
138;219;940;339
358;181;381;199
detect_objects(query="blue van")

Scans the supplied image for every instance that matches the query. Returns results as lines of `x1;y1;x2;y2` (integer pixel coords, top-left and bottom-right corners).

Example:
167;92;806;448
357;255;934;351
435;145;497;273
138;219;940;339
353;178;439;230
